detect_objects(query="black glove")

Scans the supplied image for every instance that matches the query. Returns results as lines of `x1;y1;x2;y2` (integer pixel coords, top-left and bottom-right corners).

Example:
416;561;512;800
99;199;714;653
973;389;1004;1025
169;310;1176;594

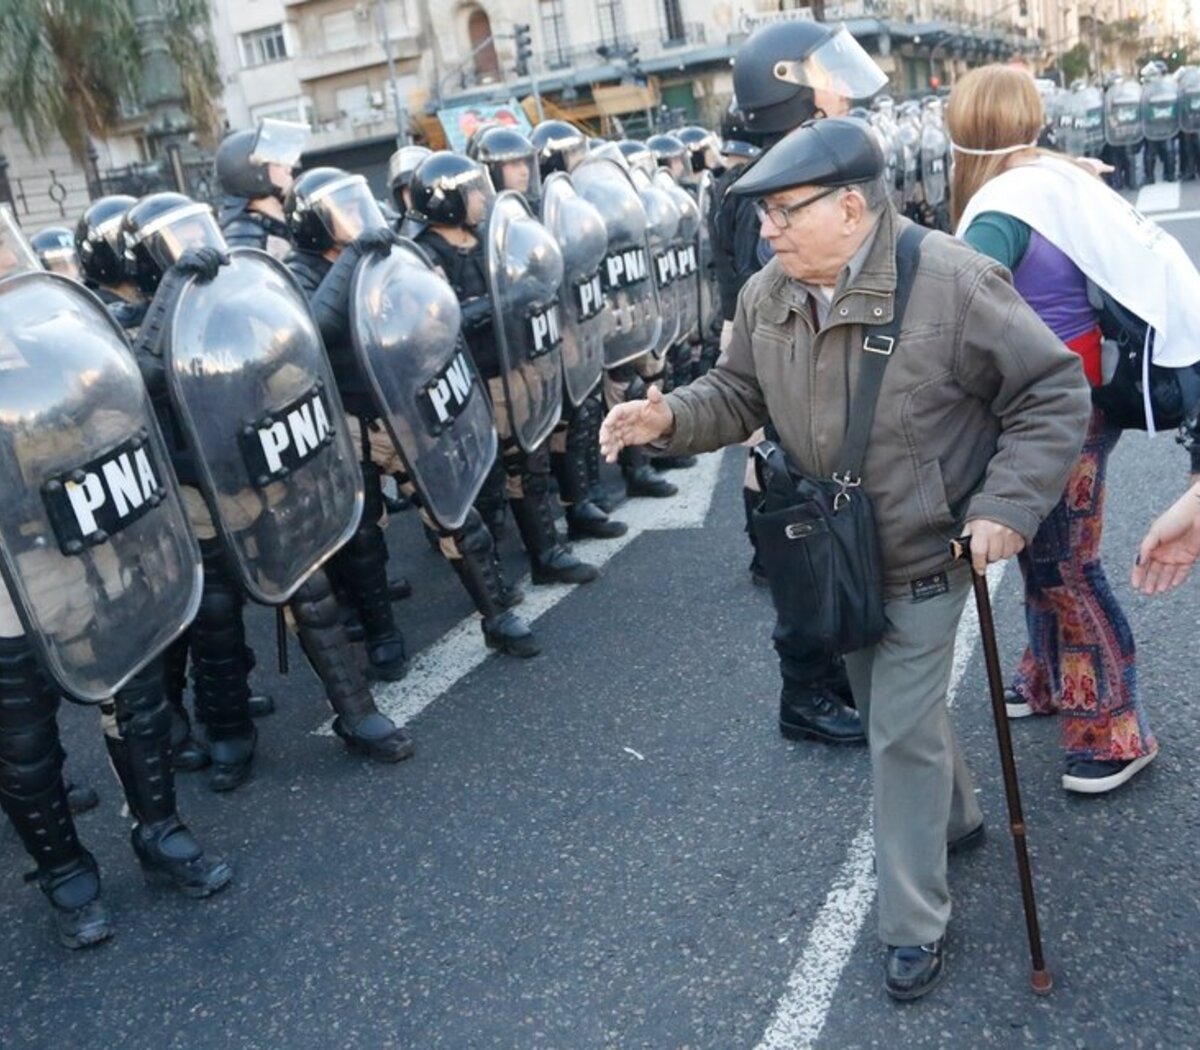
353;227;396;256
459;296;492;331
174;246;228;283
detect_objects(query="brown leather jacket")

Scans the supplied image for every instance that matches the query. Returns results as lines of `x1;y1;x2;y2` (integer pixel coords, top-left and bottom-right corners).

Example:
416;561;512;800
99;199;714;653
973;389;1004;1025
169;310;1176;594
661;206;1092;594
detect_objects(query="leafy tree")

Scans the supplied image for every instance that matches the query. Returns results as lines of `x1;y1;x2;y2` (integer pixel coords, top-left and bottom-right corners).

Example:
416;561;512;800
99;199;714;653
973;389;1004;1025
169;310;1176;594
1061;42;1092;83
0;0;220;162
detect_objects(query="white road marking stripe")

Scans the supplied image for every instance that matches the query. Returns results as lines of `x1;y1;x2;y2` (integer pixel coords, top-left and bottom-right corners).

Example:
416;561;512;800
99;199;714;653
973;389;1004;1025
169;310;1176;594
754;561;1007;1050
316;448;729;733
1135;182;1181;213
1151;208;1200;223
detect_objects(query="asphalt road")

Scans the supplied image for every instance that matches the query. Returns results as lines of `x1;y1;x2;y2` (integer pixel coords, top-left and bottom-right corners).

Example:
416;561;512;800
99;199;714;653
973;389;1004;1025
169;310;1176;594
4;185;1200;1050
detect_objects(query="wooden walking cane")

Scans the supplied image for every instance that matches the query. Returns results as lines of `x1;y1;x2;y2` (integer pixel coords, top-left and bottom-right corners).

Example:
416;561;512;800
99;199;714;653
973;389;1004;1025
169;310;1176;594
951;536;1053;996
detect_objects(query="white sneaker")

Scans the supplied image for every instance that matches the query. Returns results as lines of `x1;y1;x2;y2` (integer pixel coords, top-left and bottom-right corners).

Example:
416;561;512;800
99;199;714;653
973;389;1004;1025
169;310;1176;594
1005;699;1034;719
1062;750;1158;795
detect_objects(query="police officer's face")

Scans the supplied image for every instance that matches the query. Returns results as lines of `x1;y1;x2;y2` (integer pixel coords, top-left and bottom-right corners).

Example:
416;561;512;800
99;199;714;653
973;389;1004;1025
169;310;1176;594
759;184;870;284
465;188;489;227
268;163;294;196
814;90;852;119
502;160;530;193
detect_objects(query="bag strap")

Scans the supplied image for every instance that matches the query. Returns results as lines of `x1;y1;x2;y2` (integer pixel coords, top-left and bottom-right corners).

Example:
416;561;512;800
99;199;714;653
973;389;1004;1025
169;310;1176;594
833;223;929;508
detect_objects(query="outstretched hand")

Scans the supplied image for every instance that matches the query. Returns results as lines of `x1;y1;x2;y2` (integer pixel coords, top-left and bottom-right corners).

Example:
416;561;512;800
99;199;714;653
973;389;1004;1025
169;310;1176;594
599;385;675;462
1131;484;1200;595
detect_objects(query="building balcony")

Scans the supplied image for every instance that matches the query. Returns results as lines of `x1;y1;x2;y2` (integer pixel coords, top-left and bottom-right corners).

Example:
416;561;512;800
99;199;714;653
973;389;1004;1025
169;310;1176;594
295;35;420;82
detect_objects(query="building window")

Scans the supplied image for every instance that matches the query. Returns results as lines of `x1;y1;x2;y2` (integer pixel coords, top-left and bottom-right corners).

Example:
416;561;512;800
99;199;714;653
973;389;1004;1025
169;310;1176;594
661;0;685;43
540;0;570;68
467;8;500;79
322;9;360;51
239;24;288;68
596;0;627;46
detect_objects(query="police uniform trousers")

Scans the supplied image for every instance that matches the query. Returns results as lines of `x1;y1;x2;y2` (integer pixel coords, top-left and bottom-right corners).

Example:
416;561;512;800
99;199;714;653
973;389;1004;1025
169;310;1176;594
841;570;983;947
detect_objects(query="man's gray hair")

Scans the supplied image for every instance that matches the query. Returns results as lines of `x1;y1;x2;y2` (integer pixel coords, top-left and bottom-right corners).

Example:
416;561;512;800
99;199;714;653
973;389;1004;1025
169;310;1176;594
839;174;890;213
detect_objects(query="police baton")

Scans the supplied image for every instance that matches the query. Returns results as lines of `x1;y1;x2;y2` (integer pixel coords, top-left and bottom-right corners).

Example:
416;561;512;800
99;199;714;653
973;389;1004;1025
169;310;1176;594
950;536;1053;996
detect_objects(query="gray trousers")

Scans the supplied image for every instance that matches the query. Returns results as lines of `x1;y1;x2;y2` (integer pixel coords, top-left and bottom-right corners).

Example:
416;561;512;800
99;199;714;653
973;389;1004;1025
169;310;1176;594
843;570;984;947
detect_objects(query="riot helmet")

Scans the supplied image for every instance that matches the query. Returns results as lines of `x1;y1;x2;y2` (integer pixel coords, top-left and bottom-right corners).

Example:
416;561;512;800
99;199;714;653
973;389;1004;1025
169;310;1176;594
646;133;688;179
76;194;136;287
214;118;309;200
732;22;888;137
616;139;656;178
285;167;388;252
720;138;761;162
121;192;228;294
474;125;542;201
386;145;432;213
0;205;39;279
408;152;496;229
464;120;503;160
530;119;588;176
30;226;82;281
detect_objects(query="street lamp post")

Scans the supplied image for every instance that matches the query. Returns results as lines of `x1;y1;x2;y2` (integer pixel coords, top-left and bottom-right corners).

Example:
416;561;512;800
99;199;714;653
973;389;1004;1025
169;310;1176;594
130;0;193;192
375;0;410;148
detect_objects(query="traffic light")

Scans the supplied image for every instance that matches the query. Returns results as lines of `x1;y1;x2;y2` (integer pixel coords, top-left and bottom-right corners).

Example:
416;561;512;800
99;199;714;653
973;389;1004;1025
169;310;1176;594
515;23;533;77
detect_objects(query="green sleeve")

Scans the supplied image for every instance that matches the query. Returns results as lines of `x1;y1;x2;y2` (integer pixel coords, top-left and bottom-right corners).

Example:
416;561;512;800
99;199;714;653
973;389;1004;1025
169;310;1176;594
962;211;1031;271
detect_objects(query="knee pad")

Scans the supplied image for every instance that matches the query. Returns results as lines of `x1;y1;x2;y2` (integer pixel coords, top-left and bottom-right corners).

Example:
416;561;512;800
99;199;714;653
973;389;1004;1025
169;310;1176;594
289;570;340;631
456;510;494;558
111;660;171;744
0;639;63;800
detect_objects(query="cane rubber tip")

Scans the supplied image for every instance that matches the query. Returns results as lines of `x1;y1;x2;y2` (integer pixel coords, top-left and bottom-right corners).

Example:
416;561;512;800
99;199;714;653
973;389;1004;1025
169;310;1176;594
1030;969;1054;995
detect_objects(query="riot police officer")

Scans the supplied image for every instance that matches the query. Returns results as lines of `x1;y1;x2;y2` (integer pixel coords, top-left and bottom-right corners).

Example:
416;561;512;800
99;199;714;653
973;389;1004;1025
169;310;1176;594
386;143;432;226
284;165;540;657
30;226;82;280
0;213;232;948
214;119;308;255
410;152;600;585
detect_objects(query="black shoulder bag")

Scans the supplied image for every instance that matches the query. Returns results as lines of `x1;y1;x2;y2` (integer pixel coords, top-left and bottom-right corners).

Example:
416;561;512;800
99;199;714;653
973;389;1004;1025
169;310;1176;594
750;224;928;655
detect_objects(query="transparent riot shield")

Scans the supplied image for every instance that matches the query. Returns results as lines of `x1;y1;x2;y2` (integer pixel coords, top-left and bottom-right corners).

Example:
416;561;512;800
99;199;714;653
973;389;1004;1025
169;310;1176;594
168;248;362;604
919;122;948;208
1082;86;1106;154
656;169;701;345
1180;69;1200;134
1060;90;1087;156
484;191;565;453
695;170;723;348
1143;78;1181;142
1105;81;1144;147
351;240;498;530
631;168;681;356
540;173;607;407
571;156;663;368
0;272;201;701
0;206;39;280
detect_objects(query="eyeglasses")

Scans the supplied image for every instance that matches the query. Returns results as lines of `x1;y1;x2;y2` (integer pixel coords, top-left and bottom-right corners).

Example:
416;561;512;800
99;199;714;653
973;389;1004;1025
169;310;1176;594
754;186;840;229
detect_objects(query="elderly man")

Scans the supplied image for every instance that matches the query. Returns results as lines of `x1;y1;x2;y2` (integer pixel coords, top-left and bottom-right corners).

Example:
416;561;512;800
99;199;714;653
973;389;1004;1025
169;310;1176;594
600;118;1091;1000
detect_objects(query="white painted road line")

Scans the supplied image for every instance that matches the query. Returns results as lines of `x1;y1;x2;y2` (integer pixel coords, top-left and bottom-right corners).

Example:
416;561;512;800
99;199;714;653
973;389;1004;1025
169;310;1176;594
316;448;729;733
754;561;1007;1050
1152;208;1200;224
1135;182;1182;213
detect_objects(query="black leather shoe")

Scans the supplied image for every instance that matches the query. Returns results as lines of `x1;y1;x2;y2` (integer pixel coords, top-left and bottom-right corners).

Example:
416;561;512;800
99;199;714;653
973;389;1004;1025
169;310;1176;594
948;823;985;856
482;612;540;658
389;577;413;601
531;549;599;585
65;779;100;815
247;693;276;718
207;728;256;793
132;819;233;899
624;464;677;499
779;688;866;746
884;938;946;1001
39;854;113;950
171;734;211;773
332;713;415;763
566;501;628;540
366;638;408;682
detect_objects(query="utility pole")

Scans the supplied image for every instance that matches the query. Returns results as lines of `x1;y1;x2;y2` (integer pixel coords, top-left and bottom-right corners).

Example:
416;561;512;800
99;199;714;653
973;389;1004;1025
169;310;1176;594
130;0;193;191
375;0;410;147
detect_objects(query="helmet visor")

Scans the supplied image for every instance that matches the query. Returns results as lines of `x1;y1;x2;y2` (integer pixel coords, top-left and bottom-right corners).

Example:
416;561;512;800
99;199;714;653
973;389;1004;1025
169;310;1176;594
41;246;82;281
773;27;888;103
0;207;39;279
137;203;226;273
310;174;388;244
251;119;310;169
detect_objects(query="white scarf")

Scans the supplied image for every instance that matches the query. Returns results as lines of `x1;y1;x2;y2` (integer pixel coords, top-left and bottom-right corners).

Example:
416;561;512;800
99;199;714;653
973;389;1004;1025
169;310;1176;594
956;155;1200;431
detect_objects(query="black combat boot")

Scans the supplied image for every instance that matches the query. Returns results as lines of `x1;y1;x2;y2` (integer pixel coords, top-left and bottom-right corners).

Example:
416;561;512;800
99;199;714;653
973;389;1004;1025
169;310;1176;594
333;462;408;682
191;539;256;792
162;633;209;772
620;446;678;499
64;768;100;815
779;683;866;745
241;645;276;717
510;464;599;585
552;423;627;540
290;570;415;763
581;393;618;513
106;661;233;898
450;512;540;657
0;637;112;949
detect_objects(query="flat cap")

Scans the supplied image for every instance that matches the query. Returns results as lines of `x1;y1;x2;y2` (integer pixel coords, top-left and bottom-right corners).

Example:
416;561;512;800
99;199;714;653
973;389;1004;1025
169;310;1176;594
731;117;884;197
